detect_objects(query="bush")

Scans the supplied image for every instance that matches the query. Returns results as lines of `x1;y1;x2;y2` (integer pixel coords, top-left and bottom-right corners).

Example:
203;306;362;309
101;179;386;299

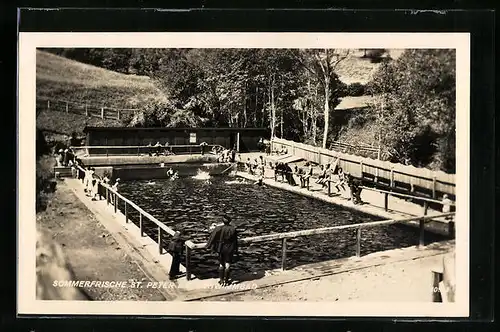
343;83;366;97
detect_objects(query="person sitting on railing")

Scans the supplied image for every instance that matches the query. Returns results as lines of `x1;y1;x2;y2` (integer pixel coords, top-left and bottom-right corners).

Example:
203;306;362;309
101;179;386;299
254;163;265;186
206;214;239;286
167;231;184;281
346;173;363;205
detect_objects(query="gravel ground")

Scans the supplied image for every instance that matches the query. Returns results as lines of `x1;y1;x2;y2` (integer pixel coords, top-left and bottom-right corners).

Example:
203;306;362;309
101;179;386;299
36;180;166;301
212;254;445;302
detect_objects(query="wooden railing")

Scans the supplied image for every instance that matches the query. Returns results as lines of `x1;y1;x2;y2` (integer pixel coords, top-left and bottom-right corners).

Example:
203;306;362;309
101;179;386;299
184;211;455;281
241;162;455;212
358;185;455;214
271;137;456;197
71;144;224;157
72;163;455;282
74;165;177;257
36;97;139;121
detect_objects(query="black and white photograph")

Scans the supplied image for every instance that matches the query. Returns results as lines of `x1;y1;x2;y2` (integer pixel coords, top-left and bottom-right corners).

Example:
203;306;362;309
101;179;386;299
19;32;470;316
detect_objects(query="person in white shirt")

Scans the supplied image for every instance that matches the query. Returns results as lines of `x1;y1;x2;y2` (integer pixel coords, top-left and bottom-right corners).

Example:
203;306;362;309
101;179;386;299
111;178;120;191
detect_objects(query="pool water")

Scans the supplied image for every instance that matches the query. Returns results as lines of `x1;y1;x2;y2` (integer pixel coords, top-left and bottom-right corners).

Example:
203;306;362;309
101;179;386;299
118;175;450;279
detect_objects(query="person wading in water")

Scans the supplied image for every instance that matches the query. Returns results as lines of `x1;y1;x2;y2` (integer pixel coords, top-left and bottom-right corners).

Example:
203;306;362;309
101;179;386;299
206;215;239;286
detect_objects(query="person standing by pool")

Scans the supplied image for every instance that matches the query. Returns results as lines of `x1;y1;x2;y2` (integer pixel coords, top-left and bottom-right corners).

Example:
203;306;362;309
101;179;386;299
200;141;208;155
231;147;237;163
167;231;184;281
111;178;120;192
206;214;239;286
346;173;363;204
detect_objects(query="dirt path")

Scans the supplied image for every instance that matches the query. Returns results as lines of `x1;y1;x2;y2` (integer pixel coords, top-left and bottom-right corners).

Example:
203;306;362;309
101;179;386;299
36;180;166;301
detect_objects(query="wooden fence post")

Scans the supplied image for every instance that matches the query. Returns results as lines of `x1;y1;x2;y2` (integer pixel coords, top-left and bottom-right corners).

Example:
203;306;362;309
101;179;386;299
390;168;394;187
281;238;287;271
423;201;429;215
65;102;69;113
432;176;437;199
117;109;121;120
158;227;163;255
114;194;117;213
185;245;192;280
356;227;361;257
106;187;109;205
359;161;363;179
419;218;425;247
124;201;128;223
47;100;50;110
85;104;89;117
101;107;104;119
327;179;331;196
139;213;143;237
384;193;389;211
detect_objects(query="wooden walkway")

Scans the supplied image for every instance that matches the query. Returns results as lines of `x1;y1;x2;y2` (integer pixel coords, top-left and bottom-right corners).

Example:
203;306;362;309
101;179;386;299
180;240;455;301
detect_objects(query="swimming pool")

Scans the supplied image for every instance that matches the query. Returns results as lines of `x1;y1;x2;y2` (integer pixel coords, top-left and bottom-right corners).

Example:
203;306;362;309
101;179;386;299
118;174;450;279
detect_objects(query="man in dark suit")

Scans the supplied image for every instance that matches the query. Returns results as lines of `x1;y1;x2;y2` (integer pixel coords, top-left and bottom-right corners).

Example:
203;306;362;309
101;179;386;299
206;215;238;286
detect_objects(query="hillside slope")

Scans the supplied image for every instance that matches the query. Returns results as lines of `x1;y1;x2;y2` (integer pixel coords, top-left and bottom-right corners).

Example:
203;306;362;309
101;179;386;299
36;50;168;143
336;49;404;84
36;50;168;107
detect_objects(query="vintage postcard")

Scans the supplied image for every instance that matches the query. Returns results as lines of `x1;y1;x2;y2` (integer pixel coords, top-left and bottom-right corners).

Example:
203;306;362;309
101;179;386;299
19;32;469;316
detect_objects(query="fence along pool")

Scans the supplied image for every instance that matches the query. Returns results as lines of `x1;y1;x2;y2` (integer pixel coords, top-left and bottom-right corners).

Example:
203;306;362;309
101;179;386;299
271;137;456;197
75;166;454;281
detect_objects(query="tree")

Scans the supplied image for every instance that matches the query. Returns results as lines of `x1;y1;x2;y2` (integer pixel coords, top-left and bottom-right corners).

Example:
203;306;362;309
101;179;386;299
297;49;350;148
369;49;456;172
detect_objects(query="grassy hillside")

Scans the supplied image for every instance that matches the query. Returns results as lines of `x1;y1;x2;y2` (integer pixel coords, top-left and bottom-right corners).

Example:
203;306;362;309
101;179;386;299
36;50;168;108
36;50;168;143
336;49;404;84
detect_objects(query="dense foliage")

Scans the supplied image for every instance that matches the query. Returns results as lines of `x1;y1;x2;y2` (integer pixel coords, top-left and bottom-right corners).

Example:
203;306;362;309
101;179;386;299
42;48;456;172
368;49;456;172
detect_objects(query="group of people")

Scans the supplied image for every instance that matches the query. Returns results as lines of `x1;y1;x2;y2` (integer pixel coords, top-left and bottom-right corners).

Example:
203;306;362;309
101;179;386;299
214;146;238;163
55;147;76;167
244;156;266;185
147;141;174;157
81;166;120;200
242;156;364;205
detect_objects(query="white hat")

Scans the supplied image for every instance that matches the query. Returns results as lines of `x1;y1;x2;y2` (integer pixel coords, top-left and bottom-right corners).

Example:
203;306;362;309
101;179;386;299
115;178;121;182
58;149;63;153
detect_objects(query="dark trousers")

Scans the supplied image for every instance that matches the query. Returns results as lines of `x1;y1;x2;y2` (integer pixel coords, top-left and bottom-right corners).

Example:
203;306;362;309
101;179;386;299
169;253;182;278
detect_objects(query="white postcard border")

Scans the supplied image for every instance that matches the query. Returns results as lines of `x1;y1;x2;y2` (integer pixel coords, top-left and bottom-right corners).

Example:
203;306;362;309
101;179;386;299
18;32;470;317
